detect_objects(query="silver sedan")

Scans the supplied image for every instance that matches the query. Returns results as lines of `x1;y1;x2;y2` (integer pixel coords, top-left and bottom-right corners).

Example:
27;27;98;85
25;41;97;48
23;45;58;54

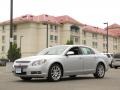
13;45;109;81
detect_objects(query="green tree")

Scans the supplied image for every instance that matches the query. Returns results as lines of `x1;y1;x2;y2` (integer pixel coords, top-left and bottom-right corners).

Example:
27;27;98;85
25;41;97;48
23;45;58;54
7;43;21;62
66;40;74;45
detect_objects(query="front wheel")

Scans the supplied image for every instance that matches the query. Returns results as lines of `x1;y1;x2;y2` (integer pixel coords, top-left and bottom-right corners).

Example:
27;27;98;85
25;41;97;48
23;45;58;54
94;63;105;78
48;64;62;82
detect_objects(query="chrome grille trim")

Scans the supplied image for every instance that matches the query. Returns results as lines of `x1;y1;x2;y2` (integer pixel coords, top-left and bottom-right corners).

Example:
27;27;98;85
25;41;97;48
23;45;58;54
16;61;30;63
14;65;28;68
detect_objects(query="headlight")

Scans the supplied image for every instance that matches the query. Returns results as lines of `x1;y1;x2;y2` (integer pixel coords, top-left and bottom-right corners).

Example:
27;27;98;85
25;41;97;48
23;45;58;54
32;59;47;66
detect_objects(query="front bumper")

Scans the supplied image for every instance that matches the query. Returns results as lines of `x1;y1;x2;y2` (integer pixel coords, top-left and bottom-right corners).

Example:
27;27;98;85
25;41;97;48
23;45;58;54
13;65;48;78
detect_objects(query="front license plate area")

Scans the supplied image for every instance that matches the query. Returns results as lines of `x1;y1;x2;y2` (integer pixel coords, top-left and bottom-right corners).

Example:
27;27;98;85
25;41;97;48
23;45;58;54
16;68;22;73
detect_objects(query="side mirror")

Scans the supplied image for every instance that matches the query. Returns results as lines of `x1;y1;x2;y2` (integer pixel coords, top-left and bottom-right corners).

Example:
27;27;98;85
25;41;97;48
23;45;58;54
66;51;74;56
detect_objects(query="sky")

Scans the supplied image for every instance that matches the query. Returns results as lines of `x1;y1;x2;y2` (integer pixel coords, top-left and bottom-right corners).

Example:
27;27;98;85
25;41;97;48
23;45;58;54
0;0;120;28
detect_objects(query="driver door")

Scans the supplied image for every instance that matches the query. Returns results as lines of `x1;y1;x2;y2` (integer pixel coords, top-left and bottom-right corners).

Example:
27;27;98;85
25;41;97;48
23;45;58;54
63;46;83;75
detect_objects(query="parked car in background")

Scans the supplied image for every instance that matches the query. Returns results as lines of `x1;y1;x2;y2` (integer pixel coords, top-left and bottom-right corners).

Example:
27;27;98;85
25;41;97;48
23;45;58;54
12;45;109;81
112;53;120;69
0;59;9;66
102;53;113;68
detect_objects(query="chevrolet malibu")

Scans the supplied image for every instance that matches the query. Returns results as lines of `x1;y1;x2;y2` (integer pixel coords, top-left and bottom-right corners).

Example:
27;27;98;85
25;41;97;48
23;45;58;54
13;45;109;81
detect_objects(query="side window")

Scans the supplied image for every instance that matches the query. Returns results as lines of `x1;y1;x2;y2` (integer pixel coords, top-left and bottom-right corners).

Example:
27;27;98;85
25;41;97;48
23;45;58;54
68;47;82;55
81;47;95;55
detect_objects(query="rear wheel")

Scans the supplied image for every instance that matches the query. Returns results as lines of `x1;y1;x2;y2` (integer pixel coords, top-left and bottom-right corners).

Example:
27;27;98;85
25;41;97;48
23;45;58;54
48;64;62;82
94;63;105;78
20;77;32;81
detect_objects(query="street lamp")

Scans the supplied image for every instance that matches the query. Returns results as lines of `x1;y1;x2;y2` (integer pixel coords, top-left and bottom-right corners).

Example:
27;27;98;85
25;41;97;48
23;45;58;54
20;36;24;52
104;22;109;53
10;0;13;49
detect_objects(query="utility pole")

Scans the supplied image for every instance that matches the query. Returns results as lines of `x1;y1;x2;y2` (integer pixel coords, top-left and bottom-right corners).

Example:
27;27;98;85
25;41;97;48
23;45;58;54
104;22;109;53
43;23;49;48
46;24;48;48
10;0;13;49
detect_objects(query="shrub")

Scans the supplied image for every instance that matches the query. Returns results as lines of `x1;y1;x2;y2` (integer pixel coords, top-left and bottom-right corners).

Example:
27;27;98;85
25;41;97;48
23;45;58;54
7;43;21;62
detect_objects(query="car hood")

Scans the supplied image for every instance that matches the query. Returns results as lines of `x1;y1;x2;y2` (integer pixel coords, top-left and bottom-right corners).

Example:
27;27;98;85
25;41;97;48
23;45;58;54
15;55;61;62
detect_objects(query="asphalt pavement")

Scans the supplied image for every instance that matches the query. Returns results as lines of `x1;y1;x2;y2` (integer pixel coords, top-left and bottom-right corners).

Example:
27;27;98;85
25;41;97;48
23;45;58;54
0;67;120;90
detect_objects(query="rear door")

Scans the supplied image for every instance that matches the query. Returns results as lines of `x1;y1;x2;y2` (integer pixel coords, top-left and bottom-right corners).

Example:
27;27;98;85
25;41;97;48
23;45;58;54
80;47;97;73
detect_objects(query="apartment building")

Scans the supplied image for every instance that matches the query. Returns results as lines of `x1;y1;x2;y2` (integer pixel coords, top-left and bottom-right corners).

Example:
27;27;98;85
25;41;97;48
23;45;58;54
0;14;120;58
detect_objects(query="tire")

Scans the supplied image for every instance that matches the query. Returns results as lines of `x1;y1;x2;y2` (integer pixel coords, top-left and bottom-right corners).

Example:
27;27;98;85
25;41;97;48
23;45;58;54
48;64;62;82
20;77;32;81
109;64;112;68
114;66;118;69
110;61;113;68
94;63;105;78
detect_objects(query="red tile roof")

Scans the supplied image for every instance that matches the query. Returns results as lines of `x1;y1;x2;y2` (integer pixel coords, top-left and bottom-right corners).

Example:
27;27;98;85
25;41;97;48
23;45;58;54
0;14;120;37
109;29;120;36
108;23;120;29
56;15;83;25
34;14;59;24
107;23;120;36
82;24;118;37
0;14;82;25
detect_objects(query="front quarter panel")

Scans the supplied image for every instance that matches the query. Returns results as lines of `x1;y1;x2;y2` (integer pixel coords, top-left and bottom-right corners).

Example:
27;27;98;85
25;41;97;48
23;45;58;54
95;54;109;71
43;56;65;75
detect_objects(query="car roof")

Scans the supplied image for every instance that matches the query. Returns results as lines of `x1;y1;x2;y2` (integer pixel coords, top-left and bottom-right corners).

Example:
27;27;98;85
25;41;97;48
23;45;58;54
53;45;99;52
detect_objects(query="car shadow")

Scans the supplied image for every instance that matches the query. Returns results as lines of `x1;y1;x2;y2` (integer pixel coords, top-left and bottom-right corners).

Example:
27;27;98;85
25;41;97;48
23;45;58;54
14;75;107;83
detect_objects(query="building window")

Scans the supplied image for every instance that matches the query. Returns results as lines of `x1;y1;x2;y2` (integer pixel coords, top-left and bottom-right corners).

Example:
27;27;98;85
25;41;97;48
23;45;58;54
2;36;5;43
2;46;5;52
103;43;106;49
13;24;17;32
50;35;53;40
55;25;57;30
70;25;79;33
2;25;5;33
54;36;58;42
55;26;58;32
13;35;17;43
82;31;86;37
82;40;86;45
75;37;79;43
92;33;97;39
92;42;98;48
50;25;53;29
103;35;106;41
113;45;117;50
113;38;117;43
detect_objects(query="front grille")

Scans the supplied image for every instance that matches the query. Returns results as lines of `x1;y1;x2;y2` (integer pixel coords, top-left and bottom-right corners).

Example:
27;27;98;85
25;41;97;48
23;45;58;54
14;65;28;68
16;61;30;63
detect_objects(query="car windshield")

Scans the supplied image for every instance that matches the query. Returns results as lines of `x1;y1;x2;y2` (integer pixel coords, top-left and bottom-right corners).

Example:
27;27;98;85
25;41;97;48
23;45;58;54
37;46;69;55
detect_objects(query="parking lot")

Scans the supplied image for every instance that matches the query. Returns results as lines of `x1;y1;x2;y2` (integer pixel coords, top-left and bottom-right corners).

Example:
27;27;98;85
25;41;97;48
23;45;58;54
0;67;120;90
